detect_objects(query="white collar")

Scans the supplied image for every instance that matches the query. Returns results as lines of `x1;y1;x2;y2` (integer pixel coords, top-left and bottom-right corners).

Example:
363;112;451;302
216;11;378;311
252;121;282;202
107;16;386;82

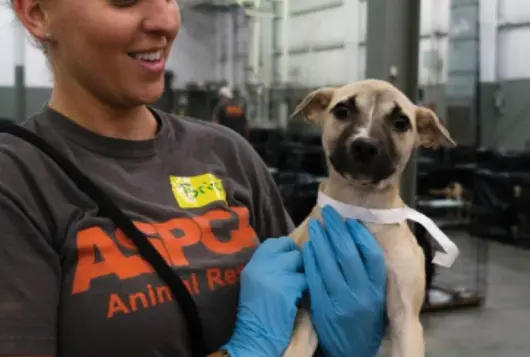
317;191;460;268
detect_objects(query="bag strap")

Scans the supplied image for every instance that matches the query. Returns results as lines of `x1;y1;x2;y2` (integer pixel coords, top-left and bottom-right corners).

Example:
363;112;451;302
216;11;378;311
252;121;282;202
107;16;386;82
0;119;204;357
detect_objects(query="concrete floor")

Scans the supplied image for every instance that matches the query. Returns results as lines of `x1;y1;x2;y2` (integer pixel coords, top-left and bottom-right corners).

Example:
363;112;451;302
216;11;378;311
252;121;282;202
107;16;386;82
377;232;530;357
422;233;530;357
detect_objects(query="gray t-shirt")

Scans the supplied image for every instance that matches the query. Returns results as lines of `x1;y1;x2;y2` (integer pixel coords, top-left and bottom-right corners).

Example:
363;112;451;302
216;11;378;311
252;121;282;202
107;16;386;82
0;107;294;357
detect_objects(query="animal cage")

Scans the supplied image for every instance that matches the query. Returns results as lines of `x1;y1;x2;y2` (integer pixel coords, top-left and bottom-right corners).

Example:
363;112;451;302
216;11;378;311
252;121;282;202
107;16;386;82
416;153;491;312
419;225;489;312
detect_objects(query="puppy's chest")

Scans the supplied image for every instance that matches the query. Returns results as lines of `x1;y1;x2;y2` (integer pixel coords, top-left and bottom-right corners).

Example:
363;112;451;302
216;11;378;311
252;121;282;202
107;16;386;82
362;221;418;257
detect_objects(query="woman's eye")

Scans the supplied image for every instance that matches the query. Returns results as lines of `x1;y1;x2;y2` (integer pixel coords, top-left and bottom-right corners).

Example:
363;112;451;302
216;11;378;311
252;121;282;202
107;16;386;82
111;0;138;7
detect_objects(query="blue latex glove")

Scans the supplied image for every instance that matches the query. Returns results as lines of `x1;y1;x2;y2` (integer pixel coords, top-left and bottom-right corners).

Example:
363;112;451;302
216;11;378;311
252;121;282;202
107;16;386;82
303;205;387;357
223;236;307;357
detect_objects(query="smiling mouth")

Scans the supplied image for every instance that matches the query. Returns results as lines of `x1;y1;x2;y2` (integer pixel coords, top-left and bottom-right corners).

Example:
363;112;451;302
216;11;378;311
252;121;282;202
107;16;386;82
128;50;164;63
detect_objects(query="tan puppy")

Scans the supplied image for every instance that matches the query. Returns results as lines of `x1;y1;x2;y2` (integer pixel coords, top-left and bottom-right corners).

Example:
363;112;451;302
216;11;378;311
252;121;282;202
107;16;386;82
282;79;456;357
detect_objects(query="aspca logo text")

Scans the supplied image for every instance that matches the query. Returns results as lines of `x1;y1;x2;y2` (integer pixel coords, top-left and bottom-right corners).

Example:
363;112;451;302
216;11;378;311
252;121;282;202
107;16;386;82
72;206;257;295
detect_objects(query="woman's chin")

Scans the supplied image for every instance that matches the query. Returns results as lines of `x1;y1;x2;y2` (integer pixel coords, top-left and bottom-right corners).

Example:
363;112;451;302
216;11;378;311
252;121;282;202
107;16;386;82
131;88;165;106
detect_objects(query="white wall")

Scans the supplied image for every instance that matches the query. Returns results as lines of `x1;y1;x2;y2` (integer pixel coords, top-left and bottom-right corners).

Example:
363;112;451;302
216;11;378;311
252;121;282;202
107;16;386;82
168;7;219;87
371;0;494;86
265;0;530;88
497;0;530;80
418;0;450;86
480;0;498;83
270;0;364;87
0;8;17;87
0;8;53;87
398;0;530;84
268;0;456;87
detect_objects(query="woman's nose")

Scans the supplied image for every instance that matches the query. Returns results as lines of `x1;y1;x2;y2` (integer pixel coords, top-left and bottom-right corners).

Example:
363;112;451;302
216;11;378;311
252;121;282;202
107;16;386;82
142;0;181;38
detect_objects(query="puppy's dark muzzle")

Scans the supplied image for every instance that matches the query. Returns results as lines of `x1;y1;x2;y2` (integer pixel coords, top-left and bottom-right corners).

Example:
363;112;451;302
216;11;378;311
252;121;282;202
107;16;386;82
329;137;394;183
349;139;379;164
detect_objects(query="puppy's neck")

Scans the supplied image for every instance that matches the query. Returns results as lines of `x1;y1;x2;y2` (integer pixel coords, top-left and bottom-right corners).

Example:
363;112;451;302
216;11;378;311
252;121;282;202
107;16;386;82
321;177;404;210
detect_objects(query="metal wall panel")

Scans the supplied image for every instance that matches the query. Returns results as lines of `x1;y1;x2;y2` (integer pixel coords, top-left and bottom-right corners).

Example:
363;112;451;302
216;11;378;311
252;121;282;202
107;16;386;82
494;0;530;80
499;0;530;22
0;9;17;86
286;47;348;86
420;0;451;34
417;0;498;85
498;27;530;80
275;4;345;50
479;0;497;83
357;43;366;80
0;9;53;87
419;36;448;85
271;0;362;86
267;0;459;88
170;8;231;87
445;0;480;99
358;0;367;42
289;0;341;13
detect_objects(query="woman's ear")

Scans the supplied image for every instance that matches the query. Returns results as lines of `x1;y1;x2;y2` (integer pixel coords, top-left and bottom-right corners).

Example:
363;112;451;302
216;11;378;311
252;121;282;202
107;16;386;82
12;0;52;42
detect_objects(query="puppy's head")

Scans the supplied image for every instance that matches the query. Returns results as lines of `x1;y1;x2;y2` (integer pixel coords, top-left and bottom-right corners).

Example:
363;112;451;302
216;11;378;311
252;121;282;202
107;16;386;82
292;79;456;189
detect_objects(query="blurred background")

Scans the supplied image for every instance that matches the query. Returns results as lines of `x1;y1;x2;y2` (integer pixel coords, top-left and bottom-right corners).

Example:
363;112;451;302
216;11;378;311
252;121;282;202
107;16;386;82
1;0;530;356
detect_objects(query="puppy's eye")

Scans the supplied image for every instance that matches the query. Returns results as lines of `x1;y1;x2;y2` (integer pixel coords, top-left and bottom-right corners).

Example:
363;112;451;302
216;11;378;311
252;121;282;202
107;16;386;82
331;103;350;120
392;115;411;132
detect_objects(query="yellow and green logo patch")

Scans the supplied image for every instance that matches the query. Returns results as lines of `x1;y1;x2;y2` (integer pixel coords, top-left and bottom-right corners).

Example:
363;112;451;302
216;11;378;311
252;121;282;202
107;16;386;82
170;173;227;209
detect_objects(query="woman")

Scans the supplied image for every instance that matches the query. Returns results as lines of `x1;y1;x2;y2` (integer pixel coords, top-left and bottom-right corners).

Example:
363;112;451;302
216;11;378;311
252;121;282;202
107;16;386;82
0;1;387;357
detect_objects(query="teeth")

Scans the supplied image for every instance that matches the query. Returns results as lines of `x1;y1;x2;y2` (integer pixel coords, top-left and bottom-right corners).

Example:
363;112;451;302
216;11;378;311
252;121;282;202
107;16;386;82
132;51;162;61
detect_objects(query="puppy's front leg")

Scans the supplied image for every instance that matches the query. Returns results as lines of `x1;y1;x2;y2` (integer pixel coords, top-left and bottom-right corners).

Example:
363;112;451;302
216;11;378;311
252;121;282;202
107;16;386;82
283;216;319;357
386;248;426;357
282;308;318;357
387;306;424;357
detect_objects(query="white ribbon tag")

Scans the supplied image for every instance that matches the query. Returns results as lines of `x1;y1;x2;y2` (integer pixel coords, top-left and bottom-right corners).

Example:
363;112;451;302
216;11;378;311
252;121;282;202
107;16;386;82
316;191;459;268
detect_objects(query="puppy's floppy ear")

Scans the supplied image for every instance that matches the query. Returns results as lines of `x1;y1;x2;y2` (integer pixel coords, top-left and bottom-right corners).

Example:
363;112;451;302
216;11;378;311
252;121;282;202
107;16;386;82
290;87;335;124
415;107;456;149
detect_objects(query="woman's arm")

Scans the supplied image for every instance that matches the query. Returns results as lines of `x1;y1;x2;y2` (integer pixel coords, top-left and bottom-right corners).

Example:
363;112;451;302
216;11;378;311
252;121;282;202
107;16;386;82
0;191;60;356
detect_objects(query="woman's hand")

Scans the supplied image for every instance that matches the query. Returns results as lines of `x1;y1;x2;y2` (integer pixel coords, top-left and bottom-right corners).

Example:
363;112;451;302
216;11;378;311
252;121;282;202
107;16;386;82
303;205;387;357
222;236;307;357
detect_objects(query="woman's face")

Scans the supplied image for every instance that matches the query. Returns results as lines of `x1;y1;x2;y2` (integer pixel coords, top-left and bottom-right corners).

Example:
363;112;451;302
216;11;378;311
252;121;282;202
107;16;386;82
18;0;181;107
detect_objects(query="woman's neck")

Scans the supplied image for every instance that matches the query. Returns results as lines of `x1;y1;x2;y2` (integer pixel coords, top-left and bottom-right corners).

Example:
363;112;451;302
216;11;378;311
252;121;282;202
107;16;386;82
48;84;158;141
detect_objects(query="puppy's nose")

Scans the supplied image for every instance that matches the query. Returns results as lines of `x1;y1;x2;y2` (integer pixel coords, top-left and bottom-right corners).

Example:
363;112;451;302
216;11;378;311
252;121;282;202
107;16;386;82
350;139;379;162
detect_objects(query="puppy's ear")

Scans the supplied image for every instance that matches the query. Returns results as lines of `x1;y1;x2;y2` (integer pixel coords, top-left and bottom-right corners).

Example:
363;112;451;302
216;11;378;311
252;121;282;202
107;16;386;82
415;107;456;149
290;87;335;124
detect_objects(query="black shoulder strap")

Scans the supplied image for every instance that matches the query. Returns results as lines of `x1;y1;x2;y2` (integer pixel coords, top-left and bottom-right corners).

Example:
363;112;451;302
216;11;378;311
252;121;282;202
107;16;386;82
0;119;204;357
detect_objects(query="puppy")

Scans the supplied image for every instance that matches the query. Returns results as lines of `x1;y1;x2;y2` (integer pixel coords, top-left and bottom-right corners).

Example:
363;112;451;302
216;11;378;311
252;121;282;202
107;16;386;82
282;79;456;357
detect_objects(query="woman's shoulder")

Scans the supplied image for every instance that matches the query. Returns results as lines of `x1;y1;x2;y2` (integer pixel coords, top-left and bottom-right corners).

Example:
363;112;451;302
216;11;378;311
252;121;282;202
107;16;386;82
0;111;73;212
159;109;258;159
0;114;57;236
162;110;242;138
0;115;48;183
